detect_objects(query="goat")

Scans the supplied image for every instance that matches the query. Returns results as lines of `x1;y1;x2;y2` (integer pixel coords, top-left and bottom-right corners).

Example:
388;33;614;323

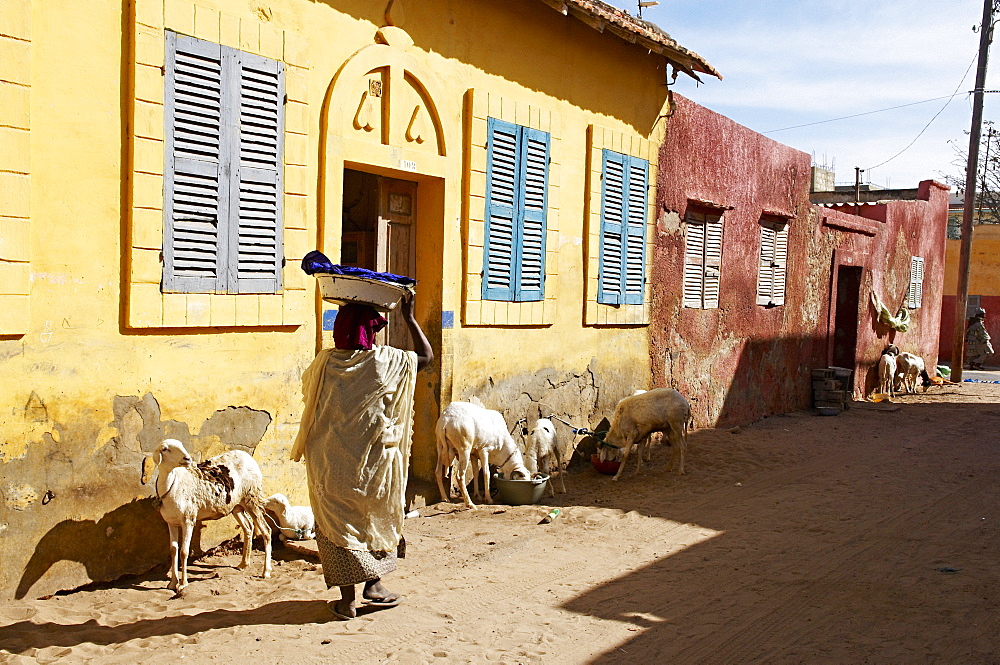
895;352;930;394
153;439;271;592
434;401;531;509
882;344;900;357
264;493;315;543
605;388;692;481
877;353;897;398
525;418;566;496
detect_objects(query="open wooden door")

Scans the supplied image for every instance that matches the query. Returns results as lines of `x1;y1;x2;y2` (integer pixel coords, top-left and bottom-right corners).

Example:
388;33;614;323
376;177;417;349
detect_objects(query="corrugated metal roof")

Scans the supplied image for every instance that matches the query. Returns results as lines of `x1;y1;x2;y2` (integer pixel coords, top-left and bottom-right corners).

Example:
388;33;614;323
537;0;720;81
817;201;886;208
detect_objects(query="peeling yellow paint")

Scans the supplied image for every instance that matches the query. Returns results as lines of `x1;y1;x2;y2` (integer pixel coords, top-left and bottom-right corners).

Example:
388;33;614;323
0;421;53;460
3;483;38;510
91;424;118;454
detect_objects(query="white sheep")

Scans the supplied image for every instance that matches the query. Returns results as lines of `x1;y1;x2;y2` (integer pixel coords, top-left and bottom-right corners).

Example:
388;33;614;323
897;352;932;393
604;388;692;481
153;439;271;592
877;352;897;398
525;418;567;496
435;401;531;509
264;493;315;543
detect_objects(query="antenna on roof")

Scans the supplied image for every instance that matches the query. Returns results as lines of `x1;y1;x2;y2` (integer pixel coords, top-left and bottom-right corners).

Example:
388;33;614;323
638;1;659;19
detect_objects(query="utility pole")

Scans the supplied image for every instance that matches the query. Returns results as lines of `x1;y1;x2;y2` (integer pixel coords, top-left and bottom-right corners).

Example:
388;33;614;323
952;0;996;383
977;123;996;224
854;167;864;215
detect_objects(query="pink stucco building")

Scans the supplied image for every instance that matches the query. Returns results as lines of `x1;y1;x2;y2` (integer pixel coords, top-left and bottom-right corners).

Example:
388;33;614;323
652;95;949;427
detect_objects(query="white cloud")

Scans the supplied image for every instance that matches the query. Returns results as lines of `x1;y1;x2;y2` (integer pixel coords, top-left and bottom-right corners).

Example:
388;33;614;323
604;0;998;186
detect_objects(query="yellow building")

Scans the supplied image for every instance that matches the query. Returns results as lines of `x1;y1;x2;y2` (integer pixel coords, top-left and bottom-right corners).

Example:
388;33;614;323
0;0;715;599
943;224;1000;295
940;223;1000;365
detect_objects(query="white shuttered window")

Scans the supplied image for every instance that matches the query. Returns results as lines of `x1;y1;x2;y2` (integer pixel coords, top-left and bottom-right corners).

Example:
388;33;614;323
908;256;925;308
163;32;285;294
682;209;723;309
756;217;789;307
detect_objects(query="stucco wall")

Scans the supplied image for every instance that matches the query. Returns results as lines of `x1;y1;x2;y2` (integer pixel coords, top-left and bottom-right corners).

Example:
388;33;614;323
939;295;1000;366
652;95;824;427
820;183;949;393
1;0;675;600
652;95;948;426
938;225;1000;364
942;223;1000;296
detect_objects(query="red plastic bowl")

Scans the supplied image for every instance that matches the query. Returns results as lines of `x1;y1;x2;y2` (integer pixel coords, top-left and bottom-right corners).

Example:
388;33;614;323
591;453;621;475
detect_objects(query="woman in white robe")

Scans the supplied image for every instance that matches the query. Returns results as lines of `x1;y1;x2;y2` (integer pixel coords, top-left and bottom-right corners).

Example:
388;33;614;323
292;293;432;620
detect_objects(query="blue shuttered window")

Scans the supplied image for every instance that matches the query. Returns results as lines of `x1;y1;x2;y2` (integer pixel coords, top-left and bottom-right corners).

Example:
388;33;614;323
598;150;648;305
483;118;549;302
163;31;284;294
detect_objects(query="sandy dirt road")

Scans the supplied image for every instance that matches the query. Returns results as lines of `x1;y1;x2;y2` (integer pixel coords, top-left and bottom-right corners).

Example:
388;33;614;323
2;383;999;664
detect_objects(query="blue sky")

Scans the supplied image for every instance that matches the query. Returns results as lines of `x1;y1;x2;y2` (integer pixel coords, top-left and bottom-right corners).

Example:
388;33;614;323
608;0;1000;189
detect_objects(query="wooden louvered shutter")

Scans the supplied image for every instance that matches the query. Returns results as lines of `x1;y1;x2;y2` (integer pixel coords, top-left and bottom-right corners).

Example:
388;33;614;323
598;150;625;305
164;32;228;293
756;225;775;306
232;50;284;294
683;213;706;308
483;118;518;301
703;218;723;309
623;156;648;305
908;256;924;308
757;221;788;306
771;225;788;306
515;127;548;302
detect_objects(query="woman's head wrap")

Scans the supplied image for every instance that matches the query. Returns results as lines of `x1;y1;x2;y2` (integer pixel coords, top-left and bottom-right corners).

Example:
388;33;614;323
332;303;388;350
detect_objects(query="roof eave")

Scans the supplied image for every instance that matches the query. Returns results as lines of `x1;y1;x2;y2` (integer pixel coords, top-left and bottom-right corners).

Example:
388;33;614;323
538;0;721;81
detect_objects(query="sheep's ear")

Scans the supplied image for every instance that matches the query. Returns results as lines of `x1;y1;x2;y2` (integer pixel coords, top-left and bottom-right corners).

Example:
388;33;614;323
141;456;155;485
153;448;162;465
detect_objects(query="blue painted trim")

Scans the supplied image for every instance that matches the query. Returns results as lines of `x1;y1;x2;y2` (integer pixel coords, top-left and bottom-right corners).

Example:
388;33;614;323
598;148;623;305
483;117;518;302
623;155;648;306
322;308;338;331
514;126;549;303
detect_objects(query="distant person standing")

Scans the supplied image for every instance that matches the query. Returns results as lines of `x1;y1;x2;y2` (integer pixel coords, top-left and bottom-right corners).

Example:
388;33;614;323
965;308;993;370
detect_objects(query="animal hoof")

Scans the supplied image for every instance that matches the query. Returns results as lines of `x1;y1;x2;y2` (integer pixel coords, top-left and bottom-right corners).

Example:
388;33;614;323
236;561;249;570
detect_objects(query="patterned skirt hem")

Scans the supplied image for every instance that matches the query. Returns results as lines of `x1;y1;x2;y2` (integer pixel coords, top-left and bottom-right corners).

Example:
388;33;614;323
315;529;398;587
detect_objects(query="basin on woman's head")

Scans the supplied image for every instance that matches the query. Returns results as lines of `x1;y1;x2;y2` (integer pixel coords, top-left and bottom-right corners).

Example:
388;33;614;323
316;274;413;312
495;474;548;505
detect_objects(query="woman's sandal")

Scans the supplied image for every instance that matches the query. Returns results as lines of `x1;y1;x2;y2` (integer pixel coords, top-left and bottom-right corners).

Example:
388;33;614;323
363;596;401;608
327;601;355;621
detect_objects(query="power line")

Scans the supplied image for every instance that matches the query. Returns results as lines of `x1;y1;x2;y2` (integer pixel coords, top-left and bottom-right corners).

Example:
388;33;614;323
763;94;965;134
865;51;979;171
